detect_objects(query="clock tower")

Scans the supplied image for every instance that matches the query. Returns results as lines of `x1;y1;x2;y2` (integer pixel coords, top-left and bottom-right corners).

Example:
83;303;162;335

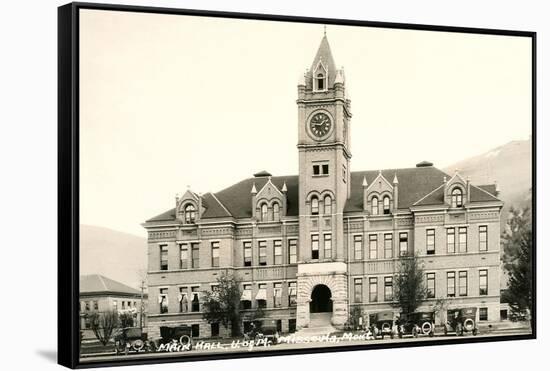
295;34;352;330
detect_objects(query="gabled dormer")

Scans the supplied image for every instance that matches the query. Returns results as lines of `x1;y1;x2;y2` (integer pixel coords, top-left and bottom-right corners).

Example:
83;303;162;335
175;189;202;224
251;176;287;222
444;170;469;208
363;171;395;215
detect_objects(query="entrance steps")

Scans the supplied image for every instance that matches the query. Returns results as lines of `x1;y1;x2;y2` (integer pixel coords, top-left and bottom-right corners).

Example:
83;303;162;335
309;312;332;327
294;313;337;337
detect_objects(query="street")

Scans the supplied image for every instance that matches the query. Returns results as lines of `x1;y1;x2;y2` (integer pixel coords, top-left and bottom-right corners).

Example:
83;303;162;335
80;328;532;363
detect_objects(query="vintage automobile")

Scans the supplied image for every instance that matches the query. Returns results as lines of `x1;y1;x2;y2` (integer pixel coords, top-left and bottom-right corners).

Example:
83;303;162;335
159;325;194;350
370;311;398;339
444;307;478;336
254;325;280;345
114;327;149;355
397;312;436;338
245;320;280;345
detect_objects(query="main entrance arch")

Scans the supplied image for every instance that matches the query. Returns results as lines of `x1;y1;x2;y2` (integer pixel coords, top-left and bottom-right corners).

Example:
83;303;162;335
296;264;348;330
310;284;332;313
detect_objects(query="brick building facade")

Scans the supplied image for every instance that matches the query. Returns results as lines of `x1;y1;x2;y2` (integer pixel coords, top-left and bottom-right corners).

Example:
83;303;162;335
143;35;503;340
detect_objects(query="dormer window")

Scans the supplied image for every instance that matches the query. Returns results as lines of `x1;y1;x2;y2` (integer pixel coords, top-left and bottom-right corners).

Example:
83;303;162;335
184;204;196;223
383;196;391;214
316;73;325;91
260;203;268;221
451;188;463;208
371;197;379;216
311;196;319;215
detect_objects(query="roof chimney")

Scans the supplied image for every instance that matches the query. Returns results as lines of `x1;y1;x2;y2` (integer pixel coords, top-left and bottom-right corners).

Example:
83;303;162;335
416;161;433;167
253;170;272;178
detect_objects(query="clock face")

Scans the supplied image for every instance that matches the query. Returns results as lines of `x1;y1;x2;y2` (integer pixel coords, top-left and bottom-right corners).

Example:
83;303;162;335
309;112;332;138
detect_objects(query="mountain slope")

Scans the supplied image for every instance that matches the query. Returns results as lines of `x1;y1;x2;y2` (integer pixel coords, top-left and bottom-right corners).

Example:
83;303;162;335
79;225;147;289
444;137;532;213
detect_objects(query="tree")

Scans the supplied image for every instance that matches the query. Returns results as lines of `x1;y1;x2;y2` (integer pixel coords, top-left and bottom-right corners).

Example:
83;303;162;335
393;254;427;315
89;310;119;346
347;306;365;330
502;206;533;330
202;272;242;337
119;311;135;328
430;297;450;325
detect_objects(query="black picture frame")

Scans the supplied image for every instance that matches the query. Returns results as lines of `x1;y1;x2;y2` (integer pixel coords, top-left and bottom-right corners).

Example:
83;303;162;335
58;2;537;369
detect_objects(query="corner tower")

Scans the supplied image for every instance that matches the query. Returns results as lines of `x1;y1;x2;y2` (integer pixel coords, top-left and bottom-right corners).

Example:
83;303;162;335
295;34;352;330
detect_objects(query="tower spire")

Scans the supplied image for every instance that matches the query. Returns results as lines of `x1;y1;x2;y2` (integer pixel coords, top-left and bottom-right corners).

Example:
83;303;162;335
308;33;337;88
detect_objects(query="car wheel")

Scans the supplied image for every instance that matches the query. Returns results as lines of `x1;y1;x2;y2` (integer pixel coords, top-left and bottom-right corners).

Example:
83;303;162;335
464;319;475;333
180;335;191;349
116;343;126;354
421;322;432;335
132;339;145;351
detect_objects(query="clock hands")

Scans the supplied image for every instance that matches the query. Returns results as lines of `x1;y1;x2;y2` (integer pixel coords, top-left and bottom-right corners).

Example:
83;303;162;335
310;113;331;137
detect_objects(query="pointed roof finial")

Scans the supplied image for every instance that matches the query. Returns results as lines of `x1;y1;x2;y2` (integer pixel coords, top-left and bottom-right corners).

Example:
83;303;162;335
251;182;257;194
393;174;399;184
334;69;345;85
362;176;368;187
298;72;306;86
324;25;327;36
282;181;288;193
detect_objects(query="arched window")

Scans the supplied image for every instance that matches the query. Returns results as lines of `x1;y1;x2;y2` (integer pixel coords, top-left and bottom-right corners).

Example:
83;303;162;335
324;195;332;215
451;188;463;208
273;203;280;221
184;204;196;223
316;73;325;90
260;203;268;221
311;196;319;215
383;196;391;214
371;197;379;216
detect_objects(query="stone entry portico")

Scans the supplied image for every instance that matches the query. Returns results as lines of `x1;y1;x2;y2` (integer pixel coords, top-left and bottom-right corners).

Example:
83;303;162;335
296;262;348;330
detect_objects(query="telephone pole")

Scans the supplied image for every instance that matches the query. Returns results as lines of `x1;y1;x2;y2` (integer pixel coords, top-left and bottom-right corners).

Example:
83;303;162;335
140;279;145;331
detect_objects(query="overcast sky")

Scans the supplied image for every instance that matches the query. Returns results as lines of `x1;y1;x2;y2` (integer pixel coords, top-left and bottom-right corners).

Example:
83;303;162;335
79;9;532;237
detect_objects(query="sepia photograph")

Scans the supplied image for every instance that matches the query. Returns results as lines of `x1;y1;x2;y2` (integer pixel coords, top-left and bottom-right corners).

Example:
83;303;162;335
59;3;535;367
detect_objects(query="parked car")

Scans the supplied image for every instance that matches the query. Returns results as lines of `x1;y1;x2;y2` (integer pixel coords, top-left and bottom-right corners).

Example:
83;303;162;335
370;311;398;339
444;308;478;336
397;312;436;338
245;319;280;345
255;325;280;345
114;327;149;355
159;325;193;350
